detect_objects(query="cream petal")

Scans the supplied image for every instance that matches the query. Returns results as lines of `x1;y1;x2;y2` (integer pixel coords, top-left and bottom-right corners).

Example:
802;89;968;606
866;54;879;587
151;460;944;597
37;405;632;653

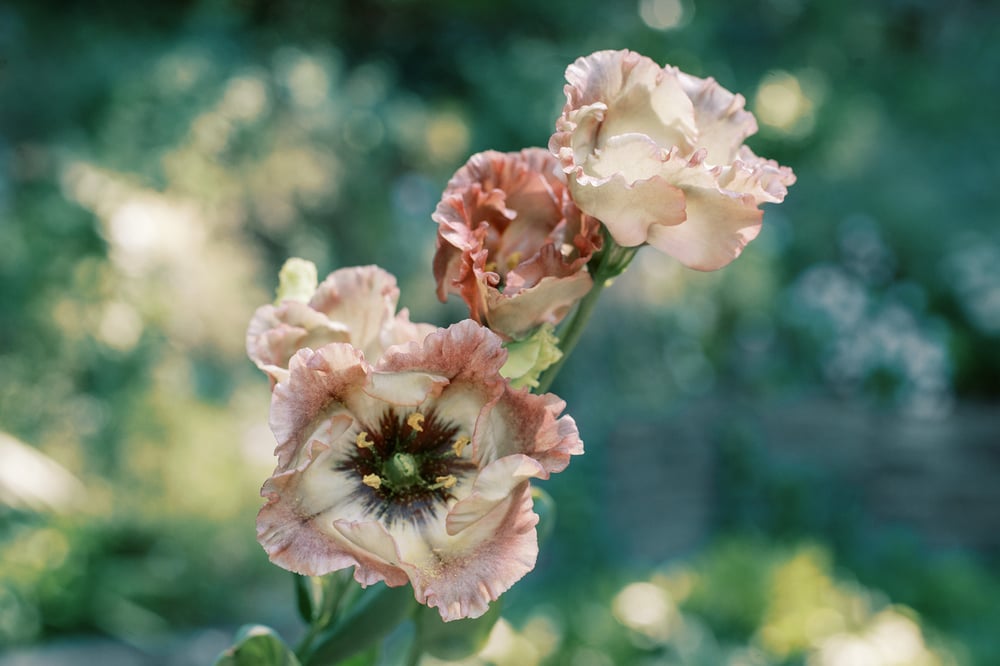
310;266;399;331
568;171;686;247
332;519;413;587
484;272;593;341
564;50;696;154
415;481;538;621
445;454;546;536
647;186;763;271
584;132;669;182
676;71;758;165
723;146;798;204
366;370;449;407
258;441;368;576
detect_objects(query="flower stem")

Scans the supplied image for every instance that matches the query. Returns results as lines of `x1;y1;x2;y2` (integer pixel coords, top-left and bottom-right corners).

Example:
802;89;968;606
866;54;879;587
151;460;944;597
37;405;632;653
536;232;638;394
535;275;607;394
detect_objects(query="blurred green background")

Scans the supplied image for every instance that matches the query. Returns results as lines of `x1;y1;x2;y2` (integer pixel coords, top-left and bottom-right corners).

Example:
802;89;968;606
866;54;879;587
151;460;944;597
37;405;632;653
2;0;998;664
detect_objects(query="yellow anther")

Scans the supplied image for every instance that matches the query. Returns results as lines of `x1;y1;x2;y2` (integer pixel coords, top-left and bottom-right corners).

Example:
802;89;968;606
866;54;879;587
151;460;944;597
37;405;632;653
406;412;425;432
362;474;382;489
356;432;374;449
452;435;470;457
505;251;523;270
485;261;498;273
434;475;457;489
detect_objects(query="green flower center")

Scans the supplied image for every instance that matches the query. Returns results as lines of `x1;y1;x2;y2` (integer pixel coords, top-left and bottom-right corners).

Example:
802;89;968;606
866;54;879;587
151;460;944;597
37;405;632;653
385;452;420;488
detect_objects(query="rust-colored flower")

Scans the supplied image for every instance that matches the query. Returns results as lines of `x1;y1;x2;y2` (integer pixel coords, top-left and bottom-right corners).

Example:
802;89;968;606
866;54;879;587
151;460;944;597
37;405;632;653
256;320;583;621
433;148;602;340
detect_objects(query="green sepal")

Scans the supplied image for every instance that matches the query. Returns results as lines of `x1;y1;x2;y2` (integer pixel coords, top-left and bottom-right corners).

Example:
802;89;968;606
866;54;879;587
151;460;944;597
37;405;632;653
213;624;301;666
415;599;502;660
500;324;563;390
303;583;416;666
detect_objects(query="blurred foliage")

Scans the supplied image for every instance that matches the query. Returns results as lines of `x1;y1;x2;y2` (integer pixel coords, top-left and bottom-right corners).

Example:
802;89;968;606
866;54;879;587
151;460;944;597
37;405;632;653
1;0;999;663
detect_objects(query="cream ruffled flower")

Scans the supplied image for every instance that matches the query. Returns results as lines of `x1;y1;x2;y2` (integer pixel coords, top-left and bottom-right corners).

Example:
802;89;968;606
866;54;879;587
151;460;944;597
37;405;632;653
433;148;602;340
247;262;434;385
256;320;583;621
550;49;796;271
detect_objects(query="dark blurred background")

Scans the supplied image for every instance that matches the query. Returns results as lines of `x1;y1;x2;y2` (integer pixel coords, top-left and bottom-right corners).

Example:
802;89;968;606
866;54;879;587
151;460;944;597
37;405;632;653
1;0;998;664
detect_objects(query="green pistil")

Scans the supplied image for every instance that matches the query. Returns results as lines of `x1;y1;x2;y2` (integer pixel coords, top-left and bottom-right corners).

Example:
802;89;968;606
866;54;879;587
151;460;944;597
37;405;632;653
385;452;421;488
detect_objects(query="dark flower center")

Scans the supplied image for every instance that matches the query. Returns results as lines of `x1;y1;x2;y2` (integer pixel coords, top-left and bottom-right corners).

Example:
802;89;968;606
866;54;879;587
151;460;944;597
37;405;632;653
337;408;476;525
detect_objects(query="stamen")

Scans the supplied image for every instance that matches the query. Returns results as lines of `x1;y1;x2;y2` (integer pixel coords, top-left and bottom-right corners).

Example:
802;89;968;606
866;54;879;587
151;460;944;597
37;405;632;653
356;431;374;449
505;251;522;270
432;475;457;489
362;473;382;489
452;435;470;457
406;412;425;432
485;261;498;273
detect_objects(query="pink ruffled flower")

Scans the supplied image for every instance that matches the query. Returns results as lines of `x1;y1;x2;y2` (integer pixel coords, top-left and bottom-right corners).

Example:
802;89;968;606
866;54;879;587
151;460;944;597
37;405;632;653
433;148;603;340
256;320;583;621
247;265;434;385
550;49;796;271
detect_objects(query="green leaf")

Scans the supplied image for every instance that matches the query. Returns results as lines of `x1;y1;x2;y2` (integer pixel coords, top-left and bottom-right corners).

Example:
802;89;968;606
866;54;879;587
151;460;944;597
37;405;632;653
416;600;502;660
294;574;316;623
214;624;301;666
304;584;416;666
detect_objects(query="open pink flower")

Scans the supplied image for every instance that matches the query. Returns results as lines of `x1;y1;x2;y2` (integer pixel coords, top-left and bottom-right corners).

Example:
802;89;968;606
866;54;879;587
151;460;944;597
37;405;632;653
550;49;796;271
247;265;434;385
433;148;602;340
256;320;583;621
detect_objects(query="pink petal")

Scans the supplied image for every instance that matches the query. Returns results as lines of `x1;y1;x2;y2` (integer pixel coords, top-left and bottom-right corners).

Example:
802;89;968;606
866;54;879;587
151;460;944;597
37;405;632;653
415;481;539;621
647;186;763;271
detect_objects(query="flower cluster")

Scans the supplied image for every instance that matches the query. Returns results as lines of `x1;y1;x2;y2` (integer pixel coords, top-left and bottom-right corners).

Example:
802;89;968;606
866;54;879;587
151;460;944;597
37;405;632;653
247;48;794;625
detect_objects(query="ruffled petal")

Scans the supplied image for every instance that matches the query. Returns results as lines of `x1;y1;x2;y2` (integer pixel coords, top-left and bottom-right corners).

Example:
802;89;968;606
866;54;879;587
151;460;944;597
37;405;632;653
568;171;686;247
414;481;539;621
551;49;795;269
647;185;763;271
270;345;369;458
484;272;593;340
676;71;758;165
432;149;599;339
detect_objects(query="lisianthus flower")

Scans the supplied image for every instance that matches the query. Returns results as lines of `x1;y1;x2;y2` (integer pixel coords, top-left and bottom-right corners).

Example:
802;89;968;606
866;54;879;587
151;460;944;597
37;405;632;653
550;49;796;271
256;320;583;621
247;262;434;385
433;148;603;340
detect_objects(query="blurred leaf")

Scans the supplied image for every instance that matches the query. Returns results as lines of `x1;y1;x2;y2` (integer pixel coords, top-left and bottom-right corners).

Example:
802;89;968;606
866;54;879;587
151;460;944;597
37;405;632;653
532;485;556;545
214;624;300;666
294;574;317;624
416;599;501;660
304;584;416;666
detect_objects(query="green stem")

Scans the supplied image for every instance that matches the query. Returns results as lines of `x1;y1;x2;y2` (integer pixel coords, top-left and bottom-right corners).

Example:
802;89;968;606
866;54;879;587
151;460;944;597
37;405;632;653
535;275;607;394
294;572;352;659
535;233;639;394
